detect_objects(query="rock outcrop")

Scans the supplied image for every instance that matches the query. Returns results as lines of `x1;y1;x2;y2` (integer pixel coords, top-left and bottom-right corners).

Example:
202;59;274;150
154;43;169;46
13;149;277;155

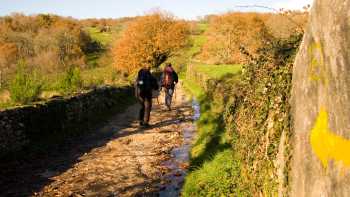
291;0;350;196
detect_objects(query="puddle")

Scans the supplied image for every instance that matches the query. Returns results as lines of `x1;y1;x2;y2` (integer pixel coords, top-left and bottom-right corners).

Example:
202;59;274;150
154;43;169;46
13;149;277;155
158;99;200;197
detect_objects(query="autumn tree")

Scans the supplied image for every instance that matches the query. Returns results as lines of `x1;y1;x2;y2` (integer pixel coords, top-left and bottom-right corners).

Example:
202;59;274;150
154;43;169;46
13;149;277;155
112;12;190;73
265;10;308;39
199;13;271;64
0;42;17;87
0;14;95;75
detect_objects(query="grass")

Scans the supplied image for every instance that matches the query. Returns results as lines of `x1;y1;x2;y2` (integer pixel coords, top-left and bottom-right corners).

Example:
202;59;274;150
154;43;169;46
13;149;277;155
188;35;207;58
182;83;243;196
197;23;209;33
183;150;245;196
86;52;102;68
193;63;243;79
0;102;14;110
181;46;244;195
84;25;125;47
0;65;129;109
85;27;116;46
81;65;129;87
182;78;204;99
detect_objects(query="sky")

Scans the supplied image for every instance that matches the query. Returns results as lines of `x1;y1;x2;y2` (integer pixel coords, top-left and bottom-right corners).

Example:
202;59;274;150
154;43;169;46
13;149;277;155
0;0;313;20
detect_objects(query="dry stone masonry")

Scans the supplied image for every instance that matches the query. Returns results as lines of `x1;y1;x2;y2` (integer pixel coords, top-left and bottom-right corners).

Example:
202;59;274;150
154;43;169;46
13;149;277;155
0;86;133;157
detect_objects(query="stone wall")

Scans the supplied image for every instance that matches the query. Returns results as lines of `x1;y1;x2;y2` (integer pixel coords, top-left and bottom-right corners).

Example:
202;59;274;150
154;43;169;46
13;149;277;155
0;86;133;157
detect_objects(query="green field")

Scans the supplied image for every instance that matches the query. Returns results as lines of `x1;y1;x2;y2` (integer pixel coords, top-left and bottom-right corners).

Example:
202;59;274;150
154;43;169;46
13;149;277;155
84;27;121;46
197;23;209;33
193;63;242;79
188;35;207;58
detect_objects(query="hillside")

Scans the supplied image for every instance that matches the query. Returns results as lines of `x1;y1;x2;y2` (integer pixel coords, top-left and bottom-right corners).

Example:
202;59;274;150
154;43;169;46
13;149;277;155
2;1;350;196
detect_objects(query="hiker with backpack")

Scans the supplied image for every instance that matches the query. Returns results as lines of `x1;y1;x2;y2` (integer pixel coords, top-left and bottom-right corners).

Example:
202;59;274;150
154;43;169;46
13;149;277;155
160;63;178;110
135;65;159;127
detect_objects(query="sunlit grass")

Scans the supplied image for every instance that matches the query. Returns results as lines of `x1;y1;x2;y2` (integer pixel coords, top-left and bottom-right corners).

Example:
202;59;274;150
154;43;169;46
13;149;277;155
188;35;207;58
84;26;122;46
197;23;209;32
193;63;243;79
182;78;204;99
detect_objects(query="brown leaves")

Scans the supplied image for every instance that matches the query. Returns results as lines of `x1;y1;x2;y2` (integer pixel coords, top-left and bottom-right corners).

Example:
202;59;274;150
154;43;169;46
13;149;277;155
0;42;18;68
199;12;307;65
0;14;93;79
112;13;190;74
200;13;271;65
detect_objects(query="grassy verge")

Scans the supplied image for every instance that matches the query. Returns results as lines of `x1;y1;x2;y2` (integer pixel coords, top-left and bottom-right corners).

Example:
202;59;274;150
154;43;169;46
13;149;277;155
182;79;239;196
182;78;203;99
183;34;301;196
182;64;243;196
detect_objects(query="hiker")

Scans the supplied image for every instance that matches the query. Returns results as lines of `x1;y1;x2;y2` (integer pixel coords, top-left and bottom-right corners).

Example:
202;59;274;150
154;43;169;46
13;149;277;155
135;65;159;127
160;63;178;110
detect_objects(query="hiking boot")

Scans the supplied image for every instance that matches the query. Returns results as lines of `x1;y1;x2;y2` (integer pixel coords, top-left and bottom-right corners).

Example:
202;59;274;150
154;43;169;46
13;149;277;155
143;123;151;128
139;121;144;126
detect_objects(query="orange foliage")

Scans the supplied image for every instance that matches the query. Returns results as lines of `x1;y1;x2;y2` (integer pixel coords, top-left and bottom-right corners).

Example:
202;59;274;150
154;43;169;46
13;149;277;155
265;11;308;39
200;13;271;64
199;12;308;65
0;42;18;86
0;42;18;68
0;13;94;75
112;13;190;74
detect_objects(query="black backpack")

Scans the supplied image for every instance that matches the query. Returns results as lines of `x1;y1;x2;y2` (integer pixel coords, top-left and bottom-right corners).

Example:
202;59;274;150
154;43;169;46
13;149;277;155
136;69;156;93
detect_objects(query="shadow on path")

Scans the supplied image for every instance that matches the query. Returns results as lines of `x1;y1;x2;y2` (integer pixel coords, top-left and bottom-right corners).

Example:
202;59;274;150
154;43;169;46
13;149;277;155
0;100;192;197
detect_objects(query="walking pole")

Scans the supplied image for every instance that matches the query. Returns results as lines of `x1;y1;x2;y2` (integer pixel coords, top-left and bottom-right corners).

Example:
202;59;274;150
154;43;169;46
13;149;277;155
174;85;177;104
156;88;160;105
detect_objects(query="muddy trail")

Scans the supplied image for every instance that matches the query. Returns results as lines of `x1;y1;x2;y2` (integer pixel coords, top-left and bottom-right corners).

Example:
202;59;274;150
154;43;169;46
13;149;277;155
0;85;197;197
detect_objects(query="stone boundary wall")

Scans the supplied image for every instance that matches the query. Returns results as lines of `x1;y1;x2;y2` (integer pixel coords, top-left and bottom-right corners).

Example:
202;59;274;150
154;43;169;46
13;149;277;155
0;86;134;157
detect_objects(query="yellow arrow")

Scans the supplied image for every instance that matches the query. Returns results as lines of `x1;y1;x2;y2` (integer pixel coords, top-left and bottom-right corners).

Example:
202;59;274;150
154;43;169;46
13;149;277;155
310;108;350;169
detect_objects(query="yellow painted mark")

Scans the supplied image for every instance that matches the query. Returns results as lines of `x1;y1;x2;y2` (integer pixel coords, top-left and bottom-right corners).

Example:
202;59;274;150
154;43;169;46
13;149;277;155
310;108;350;168
307;42;328;85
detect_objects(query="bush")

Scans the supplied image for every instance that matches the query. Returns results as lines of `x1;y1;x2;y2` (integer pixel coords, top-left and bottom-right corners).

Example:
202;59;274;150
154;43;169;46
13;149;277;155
59;66;82;93
183;33;303;196
9;61;42;104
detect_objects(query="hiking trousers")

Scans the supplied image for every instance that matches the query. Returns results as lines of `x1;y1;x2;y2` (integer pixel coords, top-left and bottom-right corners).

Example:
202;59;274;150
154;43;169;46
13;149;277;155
138;96;152;124
164;88;174;109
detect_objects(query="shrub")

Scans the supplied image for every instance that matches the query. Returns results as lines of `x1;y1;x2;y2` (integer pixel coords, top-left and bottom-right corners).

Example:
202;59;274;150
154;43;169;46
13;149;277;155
59;66;82;93
9;61;42;104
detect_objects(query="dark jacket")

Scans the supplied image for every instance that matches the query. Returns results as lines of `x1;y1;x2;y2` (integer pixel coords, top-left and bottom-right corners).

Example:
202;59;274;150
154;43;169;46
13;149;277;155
135;68;159;99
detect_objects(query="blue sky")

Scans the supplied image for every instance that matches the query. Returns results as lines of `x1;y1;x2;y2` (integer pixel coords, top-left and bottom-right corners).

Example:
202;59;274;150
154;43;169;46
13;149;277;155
0;0;313;19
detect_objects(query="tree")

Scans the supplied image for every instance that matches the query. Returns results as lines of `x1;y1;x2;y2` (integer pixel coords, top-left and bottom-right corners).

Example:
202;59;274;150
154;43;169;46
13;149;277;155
199;13;271;65
112;12;190;73
0;42;17;88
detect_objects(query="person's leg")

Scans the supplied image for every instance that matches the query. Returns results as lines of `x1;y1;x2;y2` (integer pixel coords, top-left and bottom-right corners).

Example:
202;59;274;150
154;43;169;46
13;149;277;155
144;97;152;125
164;88;168;106
165;88;174;110
138;97;145;125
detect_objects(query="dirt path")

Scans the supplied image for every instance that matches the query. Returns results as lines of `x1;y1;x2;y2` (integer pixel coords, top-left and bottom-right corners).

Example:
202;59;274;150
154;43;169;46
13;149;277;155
1;85;194;197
